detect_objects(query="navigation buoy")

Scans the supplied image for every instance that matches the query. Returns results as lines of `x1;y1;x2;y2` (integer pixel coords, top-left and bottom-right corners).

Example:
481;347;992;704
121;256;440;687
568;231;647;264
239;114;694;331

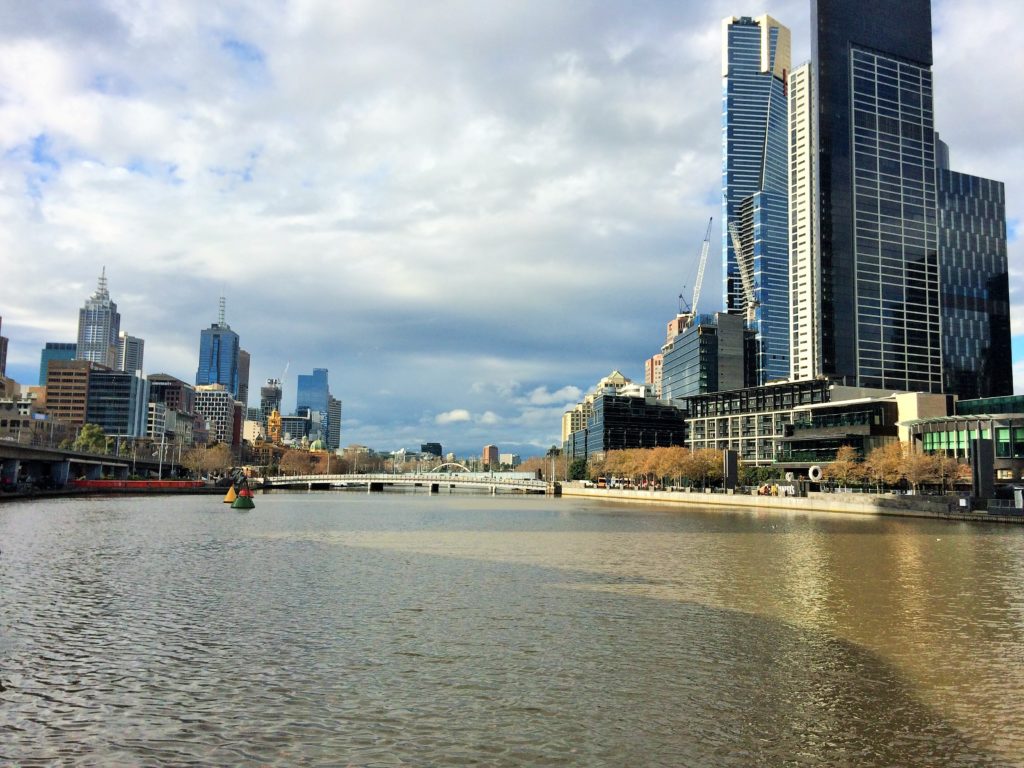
231;484;255;510
223;485;237;503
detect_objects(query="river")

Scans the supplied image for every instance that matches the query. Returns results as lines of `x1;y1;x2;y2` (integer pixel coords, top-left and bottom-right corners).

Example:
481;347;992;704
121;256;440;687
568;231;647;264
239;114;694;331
2;491;1023;766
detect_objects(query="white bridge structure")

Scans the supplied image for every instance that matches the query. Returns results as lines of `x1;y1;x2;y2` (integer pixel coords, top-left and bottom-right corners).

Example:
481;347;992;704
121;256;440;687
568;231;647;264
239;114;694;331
262;471;555;495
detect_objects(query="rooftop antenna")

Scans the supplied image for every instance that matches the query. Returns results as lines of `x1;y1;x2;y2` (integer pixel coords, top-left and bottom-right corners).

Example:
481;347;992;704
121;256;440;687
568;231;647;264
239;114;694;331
97;266;109;297
218;296;226;326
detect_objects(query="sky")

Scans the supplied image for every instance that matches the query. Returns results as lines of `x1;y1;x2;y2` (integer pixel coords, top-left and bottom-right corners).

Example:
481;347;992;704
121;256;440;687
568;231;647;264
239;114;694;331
0;1;1020;458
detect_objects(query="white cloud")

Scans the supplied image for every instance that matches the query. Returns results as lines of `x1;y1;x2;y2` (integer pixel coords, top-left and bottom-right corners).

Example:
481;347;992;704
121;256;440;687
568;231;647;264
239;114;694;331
0;0;1019;455
435;409;471;425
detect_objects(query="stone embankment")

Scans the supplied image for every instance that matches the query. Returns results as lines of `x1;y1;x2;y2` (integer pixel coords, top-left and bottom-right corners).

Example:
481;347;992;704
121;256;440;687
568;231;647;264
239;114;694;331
560;484;1024;524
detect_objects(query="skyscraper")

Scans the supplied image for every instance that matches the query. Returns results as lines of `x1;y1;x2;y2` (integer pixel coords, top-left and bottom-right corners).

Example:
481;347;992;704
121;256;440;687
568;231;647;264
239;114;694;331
936;150;1012;399
811;0;942;392
722;15;791;384
76;268;121;369
296;368;329;414
195;297;240;399
326;395;342;451
117;332;145;374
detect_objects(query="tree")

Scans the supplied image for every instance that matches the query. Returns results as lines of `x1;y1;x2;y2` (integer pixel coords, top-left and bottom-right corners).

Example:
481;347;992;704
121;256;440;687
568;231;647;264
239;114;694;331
863;442;906;489
279;449;316;476
73;423;107;454
568;458;588;481
822;445;864;488
903;451;941;492
180;443;234;478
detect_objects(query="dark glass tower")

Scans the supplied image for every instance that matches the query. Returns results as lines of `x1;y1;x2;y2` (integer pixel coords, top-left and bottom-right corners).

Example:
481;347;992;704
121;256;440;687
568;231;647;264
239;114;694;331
813;0;942;392
937;166;1012;399
195;298;240;398
722;15;791;384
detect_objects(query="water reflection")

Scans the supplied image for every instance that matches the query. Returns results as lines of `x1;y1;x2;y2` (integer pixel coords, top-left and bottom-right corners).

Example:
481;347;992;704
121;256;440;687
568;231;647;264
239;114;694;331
1;494;1022;766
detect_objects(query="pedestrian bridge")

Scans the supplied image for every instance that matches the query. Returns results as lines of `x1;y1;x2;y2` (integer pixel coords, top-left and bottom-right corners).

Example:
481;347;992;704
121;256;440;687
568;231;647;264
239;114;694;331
262;472;554;495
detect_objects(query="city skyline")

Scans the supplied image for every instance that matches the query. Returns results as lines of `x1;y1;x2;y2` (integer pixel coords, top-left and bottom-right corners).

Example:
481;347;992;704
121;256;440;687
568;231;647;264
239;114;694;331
0;0;1020;455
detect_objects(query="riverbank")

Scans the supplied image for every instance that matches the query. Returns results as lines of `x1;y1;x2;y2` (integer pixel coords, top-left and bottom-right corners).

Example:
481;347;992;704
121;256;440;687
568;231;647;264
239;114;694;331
560;483;1024;524
0;480;222;503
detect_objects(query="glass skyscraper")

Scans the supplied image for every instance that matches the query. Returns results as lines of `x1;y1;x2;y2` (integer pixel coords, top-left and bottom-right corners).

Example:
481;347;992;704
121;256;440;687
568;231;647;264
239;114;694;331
76;269;121;369
937;163;1012;399
812;0;942;393
722;15;791;384
296;368;329;414
195;299;240;398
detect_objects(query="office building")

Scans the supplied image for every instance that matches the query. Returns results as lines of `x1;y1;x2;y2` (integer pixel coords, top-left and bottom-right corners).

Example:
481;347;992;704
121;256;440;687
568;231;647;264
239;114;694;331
482;444;499;468
661;313;754;400
85;369;150;438
280;413;310;443
116;332;145;374
722;15;791;383
811;0;942;392
564;390;688;463
421;442;442;458
260;379;282;428
195;297;240;398
237;349;251;407
44;359;104;427
39;342;77;385
148;373;196;415
297;368;329;414
326;395;342;451
76;268;121;368
935;157;1012;399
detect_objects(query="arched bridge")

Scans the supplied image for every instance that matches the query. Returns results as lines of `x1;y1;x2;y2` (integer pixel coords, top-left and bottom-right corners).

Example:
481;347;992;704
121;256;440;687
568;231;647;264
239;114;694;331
261;472;554;495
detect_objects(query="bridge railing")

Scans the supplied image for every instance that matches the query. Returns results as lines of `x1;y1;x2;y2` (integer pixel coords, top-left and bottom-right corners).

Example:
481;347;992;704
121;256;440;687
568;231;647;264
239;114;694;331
264;472;546;486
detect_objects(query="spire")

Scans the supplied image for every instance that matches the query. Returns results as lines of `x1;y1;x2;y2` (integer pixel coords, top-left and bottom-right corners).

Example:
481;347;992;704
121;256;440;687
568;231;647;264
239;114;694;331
218;296;226;326
95;266;109;298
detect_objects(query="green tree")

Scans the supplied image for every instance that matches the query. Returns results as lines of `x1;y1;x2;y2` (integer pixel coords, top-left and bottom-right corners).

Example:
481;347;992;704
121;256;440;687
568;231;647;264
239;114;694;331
73;423;107;454
568;458;588;480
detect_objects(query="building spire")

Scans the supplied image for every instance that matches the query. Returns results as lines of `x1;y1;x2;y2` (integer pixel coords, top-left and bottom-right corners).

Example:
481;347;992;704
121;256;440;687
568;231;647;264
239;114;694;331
95;266;109;298
218;295;226;326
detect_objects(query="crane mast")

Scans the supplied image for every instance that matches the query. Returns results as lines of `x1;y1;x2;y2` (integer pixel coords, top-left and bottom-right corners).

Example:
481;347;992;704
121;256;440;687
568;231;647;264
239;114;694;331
682;217;713;330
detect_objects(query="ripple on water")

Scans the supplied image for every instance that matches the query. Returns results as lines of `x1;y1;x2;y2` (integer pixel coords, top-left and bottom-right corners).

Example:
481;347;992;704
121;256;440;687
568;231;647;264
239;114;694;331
1;494;1023;766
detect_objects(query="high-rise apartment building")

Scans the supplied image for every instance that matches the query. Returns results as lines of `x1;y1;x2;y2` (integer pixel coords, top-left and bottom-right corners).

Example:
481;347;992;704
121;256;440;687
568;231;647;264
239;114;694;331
194;384;239;446
722;15;791;384
326;395;342;451
811;0;942;392
195;298;240;398
117;332;145;374
787;63;821;382
936;158;1012;399
76;269;121;369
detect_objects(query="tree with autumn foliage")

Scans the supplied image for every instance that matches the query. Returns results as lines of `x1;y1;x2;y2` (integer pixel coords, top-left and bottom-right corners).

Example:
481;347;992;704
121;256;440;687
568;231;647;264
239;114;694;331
822;445;864;488
863;442;906;489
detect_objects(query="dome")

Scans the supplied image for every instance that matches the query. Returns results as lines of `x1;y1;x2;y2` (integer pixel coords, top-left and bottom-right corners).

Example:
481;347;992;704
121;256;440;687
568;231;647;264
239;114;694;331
309;439;325;451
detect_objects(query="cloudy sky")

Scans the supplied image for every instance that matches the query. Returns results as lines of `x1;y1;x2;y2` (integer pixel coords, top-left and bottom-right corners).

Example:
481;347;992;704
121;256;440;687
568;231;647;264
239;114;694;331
0;1;1020;457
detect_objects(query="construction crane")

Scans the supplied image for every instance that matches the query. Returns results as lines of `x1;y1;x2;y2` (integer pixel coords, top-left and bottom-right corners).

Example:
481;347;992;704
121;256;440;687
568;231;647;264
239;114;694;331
680;217;713;330
727;219;758;325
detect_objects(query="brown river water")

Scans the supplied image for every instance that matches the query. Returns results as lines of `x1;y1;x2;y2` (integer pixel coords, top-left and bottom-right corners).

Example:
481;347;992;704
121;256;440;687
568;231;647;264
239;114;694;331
2;491;1023;766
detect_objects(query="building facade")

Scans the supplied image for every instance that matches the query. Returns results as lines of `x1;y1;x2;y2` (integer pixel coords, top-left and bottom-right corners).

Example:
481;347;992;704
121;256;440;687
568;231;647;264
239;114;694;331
195;299;241;398
564;393;688;463
237;349;251;407
482;444;499;468
44;359;102;427
297;368;329;414
812;0;942;393
260;379;282;429
39;342;77;385
936;165;1012;399
85;369;150;438
116;332;145;374
76;269;121;369
0;316;7;378
326;395;342;451
193;384;238;446
661;313;753;400
722;14;791;383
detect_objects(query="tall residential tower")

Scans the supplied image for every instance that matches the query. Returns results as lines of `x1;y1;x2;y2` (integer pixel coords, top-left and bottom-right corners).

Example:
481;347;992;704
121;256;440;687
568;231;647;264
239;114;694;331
722;15;791;384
